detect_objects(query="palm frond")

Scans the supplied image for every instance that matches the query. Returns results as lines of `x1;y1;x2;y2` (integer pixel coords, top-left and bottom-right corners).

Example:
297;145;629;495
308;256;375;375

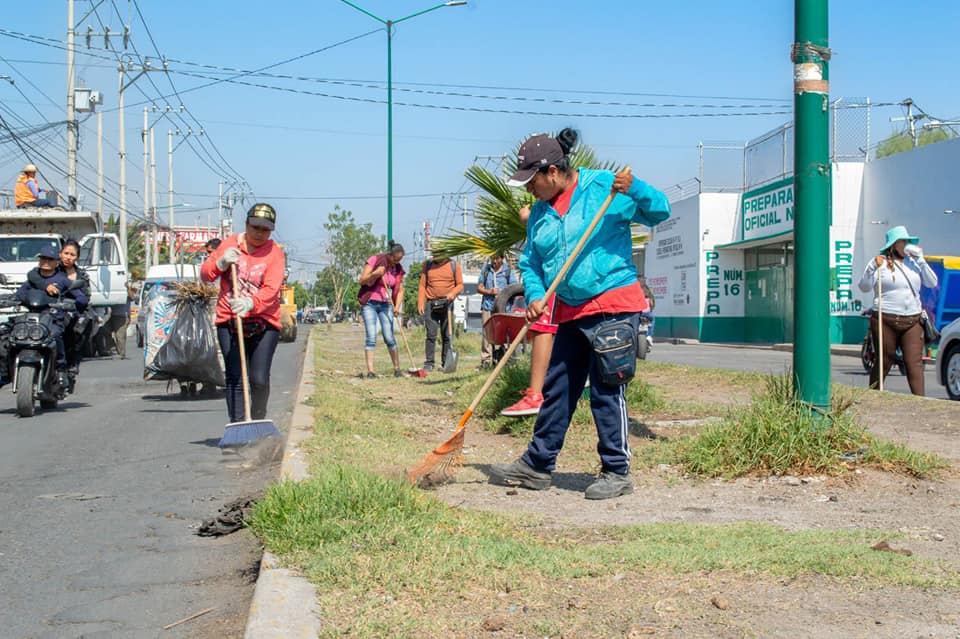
432;135;620;260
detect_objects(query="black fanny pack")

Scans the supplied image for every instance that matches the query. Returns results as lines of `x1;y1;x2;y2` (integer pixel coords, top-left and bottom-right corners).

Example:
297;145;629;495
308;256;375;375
428;298;449;312
588;317;638;386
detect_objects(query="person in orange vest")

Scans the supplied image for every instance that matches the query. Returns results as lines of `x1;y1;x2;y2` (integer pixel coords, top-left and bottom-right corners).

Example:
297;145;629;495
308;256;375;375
14;164;54;208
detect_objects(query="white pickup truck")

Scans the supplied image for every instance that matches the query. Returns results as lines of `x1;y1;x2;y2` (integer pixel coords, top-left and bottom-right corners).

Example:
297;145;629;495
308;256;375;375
0;208;128;355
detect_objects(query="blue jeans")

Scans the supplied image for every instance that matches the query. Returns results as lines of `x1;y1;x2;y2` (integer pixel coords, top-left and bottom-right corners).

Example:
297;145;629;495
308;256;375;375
362;301;397;351
640;311;655;337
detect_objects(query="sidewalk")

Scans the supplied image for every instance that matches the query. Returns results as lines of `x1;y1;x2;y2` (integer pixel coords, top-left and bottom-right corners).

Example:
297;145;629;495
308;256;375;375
244;329;322;638
659;337;862;358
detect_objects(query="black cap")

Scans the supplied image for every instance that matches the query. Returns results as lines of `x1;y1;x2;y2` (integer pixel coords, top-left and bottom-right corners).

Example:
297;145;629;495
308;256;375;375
36;245;59;259
506;134;565;187
246;203;276;230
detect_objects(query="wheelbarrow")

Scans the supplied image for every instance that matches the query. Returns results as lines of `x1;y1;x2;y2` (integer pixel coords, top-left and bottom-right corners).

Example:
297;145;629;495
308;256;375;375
482;312;528;366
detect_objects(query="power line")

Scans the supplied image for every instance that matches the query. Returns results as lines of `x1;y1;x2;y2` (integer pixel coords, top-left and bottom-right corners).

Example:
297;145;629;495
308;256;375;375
166;68;797;119
172;190;471;200
160;59;792;110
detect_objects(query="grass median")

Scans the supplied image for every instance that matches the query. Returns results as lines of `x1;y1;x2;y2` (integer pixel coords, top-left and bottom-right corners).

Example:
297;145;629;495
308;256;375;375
248;325;958;637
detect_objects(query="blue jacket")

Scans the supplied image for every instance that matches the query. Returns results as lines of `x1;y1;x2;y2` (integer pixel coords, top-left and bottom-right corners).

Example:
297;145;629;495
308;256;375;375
519;169;670;306
18;267;88;310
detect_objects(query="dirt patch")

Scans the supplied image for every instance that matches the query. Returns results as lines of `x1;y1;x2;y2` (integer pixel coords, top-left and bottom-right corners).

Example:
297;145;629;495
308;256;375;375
327;325;960;637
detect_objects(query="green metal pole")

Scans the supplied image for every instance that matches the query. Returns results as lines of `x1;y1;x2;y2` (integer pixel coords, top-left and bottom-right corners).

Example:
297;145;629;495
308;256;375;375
386;21;393;244
792;0;831;413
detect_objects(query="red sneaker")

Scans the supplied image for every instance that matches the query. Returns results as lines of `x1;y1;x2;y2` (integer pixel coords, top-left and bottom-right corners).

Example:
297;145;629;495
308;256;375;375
500;388;544;417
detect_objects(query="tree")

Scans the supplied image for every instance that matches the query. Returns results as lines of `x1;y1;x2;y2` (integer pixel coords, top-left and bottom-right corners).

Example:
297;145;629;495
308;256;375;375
290;281;311;308
323;205;383;318
431;138;619;260
104;216;169;280
876;128;955;158
402;261;423;317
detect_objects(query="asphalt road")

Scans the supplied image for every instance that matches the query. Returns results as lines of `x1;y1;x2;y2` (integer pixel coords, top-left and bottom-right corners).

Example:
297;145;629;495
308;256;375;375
648;341;950;401
0;330;306;638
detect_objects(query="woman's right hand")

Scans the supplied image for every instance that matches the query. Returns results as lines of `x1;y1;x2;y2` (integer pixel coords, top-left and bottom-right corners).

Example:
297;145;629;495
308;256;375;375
874;255;885;268
518;205;531;225
525;298;545;323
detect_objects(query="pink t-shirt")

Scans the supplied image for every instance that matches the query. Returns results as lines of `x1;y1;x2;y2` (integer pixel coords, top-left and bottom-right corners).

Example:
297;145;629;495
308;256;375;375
364;254;405;304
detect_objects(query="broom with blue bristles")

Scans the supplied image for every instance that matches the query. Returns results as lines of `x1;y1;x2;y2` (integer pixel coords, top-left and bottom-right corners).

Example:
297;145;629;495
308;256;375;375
219;262;282;449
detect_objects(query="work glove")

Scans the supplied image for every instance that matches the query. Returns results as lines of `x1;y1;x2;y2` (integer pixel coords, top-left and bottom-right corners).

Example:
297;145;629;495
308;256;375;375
904;244;924;260
216;247;242;271
229;296;254;317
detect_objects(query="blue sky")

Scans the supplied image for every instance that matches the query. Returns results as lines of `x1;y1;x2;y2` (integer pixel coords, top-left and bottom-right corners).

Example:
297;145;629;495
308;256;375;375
2;1;959;280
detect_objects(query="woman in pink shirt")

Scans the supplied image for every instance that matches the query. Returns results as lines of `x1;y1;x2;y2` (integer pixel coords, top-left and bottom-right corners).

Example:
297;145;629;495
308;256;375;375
201;203;285;423
357;243;405;377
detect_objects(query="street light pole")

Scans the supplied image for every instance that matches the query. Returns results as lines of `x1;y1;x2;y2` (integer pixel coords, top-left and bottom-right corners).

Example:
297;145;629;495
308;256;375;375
338;0;466;243
792;0;831;415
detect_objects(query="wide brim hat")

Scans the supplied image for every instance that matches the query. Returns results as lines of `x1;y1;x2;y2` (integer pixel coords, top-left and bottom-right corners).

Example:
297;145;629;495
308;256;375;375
880;225;918;252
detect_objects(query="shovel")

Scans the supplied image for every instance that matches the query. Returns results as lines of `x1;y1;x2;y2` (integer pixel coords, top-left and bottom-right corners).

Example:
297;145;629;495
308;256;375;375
442;304;459;373
218;263;282;449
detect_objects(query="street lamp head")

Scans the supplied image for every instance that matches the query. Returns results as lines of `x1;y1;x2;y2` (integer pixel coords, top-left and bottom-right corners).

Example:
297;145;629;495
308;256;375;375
444;1;467;5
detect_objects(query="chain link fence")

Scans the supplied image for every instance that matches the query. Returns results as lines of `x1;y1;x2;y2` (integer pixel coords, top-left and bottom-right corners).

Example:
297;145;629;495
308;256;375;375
677;97;873;201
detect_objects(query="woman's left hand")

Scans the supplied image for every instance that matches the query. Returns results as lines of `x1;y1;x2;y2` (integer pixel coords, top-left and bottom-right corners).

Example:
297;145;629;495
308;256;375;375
612;170;633;194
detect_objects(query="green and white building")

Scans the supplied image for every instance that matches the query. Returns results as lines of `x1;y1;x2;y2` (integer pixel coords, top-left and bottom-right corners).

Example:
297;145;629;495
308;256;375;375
644;111;960;345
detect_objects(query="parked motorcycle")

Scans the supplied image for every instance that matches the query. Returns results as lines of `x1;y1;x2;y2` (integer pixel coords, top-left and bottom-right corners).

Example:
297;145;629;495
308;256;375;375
0;282;84;417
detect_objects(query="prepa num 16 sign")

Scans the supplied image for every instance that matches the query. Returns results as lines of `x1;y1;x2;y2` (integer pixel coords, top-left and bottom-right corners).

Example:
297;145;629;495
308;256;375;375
741;177;794;242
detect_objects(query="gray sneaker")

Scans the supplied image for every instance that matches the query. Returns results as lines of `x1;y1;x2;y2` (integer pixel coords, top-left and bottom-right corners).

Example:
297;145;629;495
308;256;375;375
584;470;633;500
489;459;551;491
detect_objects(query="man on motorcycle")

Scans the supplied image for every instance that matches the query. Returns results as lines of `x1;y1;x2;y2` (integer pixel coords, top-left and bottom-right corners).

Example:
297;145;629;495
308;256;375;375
16;246;87;386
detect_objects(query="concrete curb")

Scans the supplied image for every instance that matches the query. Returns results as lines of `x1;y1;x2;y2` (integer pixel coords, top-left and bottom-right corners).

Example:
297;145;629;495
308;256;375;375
244;329;322;638
659;338;861;359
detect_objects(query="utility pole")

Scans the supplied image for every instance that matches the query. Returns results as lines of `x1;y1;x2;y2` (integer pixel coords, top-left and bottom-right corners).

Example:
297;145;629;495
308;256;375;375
118;66;127;258
97;110;103;223
150;127;159;267
891;98;926;148
167;129;174;263
116;52;161;263
792;0;831;414
66;0;77;207
142;107;151;272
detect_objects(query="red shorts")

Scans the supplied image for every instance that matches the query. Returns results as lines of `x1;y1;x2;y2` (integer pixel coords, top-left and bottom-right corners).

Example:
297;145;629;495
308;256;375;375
529;294;558;335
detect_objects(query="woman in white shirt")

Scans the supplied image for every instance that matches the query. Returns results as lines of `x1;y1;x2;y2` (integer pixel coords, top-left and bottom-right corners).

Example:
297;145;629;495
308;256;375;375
858;225;937;395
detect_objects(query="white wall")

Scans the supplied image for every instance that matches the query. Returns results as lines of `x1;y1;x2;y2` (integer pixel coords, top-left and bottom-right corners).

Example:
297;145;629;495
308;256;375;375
700;193;744;318
830;162;867;314
862;137;960;259
645;197;701;318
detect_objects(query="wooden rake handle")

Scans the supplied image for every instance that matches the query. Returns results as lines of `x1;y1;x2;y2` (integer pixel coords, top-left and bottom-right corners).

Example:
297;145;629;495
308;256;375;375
231;262;253;421
453;168;633;431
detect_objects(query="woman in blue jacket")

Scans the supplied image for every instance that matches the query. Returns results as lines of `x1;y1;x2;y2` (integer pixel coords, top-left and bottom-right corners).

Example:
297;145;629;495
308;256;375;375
489;129;670;500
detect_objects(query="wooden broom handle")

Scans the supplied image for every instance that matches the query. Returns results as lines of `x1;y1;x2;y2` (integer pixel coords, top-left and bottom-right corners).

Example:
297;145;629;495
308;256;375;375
231;263;253;421
877;261;884;392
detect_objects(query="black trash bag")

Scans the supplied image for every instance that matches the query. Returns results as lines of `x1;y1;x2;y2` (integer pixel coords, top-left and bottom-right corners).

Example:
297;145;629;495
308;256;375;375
150;299;224;387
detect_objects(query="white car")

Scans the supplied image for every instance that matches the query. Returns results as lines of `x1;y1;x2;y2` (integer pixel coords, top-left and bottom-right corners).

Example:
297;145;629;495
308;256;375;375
936;317;960;400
